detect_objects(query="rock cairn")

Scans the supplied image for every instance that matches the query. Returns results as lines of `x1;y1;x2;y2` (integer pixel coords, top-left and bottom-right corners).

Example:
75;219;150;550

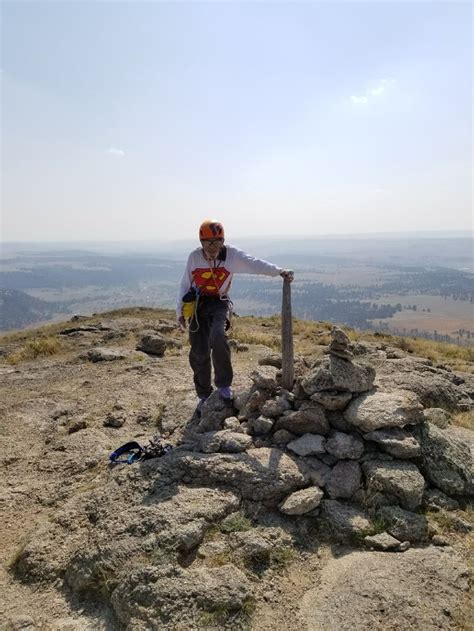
192;326;473;550
328;326;353;360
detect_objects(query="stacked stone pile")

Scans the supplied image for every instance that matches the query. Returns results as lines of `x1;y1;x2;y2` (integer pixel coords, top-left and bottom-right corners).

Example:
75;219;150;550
191;326;473;550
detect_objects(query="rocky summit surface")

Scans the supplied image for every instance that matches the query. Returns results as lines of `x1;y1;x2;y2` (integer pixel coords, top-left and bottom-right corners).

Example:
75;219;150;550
0;311;473;630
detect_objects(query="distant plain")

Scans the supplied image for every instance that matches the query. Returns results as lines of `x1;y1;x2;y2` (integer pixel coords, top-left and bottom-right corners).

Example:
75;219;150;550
1;234;473;343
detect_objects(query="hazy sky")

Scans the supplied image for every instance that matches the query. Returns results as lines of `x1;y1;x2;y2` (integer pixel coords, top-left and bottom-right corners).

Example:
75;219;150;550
1;1;472;242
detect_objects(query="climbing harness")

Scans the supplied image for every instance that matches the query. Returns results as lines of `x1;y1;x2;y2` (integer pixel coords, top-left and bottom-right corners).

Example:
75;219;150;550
204;257;234;331
109;438;173;465
182;247;234;334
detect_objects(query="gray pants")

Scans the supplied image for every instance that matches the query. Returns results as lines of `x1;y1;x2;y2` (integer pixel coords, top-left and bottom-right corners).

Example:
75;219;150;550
189;297;232;398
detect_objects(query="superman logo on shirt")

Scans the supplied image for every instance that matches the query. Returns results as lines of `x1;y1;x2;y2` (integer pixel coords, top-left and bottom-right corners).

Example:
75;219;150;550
192;267;230;295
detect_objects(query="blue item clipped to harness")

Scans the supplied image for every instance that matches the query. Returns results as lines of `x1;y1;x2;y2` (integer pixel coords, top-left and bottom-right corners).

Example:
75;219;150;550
109;438;173;465
109;441;143;464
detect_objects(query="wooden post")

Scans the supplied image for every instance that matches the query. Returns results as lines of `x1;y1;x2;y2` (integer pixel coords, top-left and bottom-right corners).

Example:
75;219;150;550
281;276;294;391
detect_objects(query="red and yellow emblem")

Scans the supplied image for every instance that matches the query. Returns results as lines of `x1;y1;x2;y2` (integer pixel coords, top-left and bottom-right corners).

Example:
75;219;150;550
192;267;230;295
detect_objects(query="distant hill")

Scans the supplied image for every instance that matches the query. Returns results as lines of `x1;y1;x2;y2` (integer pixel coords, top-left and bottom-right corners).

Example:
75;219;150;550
0;288;62;331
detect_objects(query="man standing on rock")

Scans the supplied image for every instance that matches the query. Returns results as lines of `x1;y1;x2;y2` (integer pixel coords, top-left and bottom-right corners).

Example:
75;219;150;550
177;219;293;414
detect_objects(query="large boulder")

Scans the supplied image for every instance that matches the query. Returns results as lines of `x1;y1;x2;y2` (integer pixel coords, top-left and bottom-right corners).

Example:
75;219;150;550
344;390;424;433
180;448;309;502
136;333;167;356
375;358;472;411
16;485;239;587
198;430;253;453
299;547;469;630
302;356;375;395
417;422;473;497
362;460;425;510
111;564;253;629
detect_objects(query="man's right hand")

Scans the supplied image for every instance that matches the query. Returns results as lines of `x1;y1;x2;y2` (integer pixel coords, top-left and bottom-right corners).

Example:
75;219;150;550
178;316;186;331
280;270;294;282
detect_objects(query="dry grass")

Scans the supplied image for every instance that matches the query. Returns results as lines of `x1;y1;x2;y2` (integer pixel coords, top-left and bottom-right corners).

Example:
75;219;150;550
6;336;65;364
360;333;474;371
197;597;256;629
0;307;175;344
205;551;234;568
232;316;334;354
1;320;73;344
269;545;296;568
451;411;474;430
232;313;474;371
2;307;473;374
98;306;176;320
231;329;281;350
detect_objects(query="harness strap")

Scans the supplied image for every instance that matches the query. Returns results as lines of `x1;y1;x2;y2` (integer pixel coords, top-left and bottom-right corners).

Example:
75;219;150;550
109;439;172;465
205;258;234;330
109;441;143;464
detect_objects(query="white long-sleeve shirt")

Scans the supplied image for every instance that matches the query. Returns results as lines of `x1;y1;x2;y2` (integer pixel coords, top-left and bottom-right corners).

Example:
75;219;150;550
176;245;283;317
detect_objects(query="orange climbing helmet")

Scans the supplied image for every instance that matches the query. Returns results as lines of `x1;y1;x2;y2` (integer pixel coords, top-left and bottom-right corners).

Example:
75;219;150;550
199;219;225;241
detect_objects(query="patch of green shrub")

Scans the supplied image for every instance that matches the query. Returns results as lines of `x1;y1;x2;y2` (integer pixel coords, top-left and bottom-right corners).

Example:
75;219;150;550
219;513;253;534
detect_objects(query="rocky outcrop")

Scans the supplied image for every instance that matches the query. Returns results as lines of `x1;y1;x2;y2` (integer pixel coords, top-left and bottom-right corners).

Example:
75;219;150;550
5;318;473;631
111;564;253;629
136;332;168;356
374;357;472;411
299;547;469;630
180;448;309;502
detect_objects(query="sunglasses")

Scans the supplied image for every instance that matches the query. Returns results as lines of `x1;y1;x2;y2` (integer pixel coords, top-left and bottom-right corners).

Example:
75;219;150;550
201;239;223;247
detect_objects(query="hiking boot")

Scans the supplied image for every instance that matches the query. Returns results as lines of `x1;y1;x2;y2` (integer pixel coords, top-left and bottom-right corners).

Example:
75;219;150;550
218;386;233;402
195;395;210;418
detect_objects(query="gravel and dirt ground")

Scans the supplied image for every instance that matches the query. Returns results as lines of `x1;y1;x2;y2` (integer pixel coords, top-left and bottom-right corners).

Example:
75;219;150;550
0;309;472;630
